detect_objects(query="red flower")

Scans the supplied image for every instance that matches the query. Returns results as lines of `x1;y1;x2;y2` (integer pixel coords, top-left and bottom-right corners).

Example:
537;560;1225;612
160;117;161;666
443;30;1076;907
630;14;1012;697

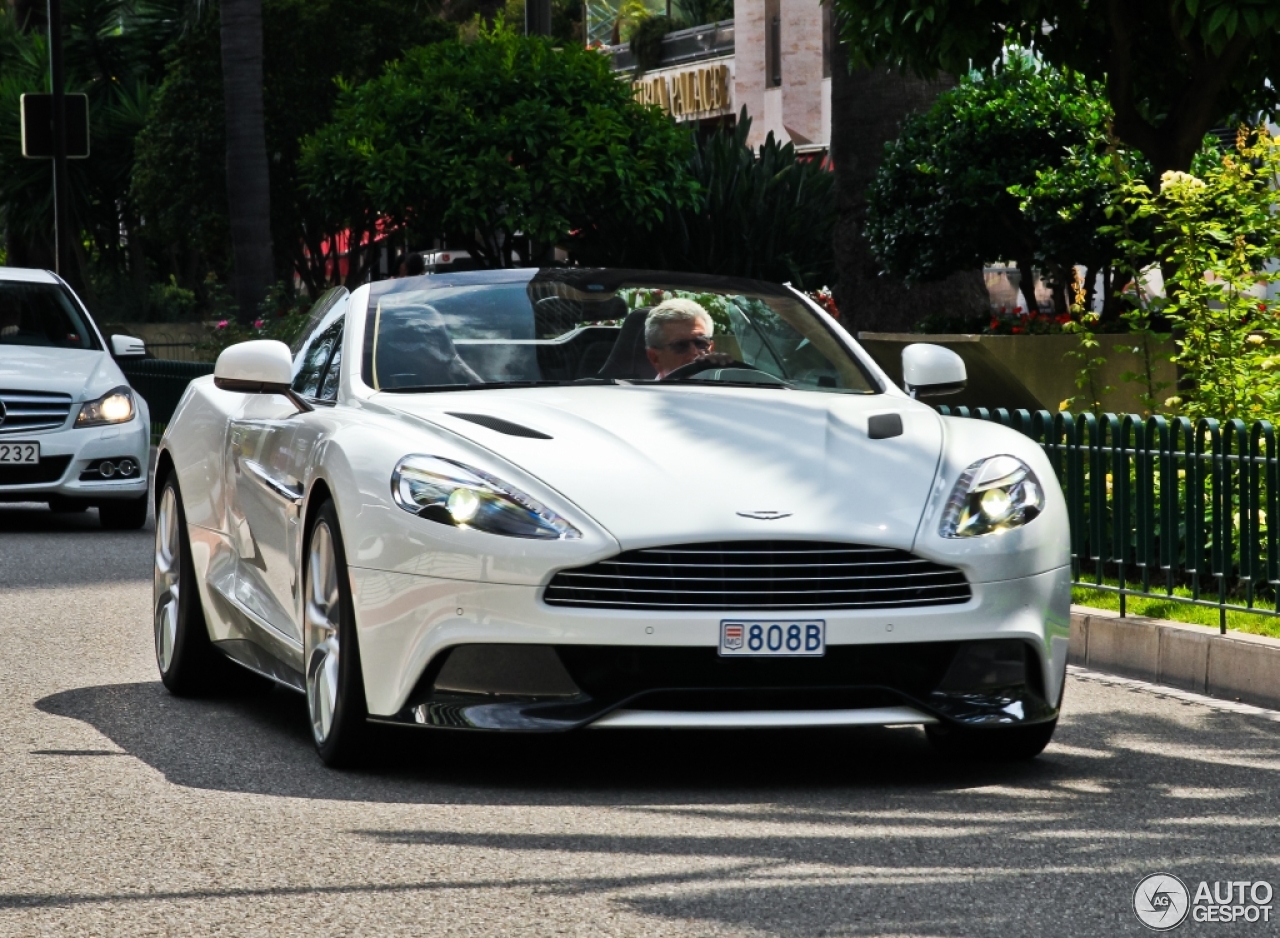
1011;326;1024;334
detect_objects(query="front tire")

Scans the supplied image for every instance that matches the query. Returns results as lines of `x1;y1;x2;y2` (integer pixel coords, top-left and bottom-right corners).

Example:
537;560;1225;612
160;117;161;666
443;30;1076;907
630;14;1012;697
101;495;148;530
304;500;369;768
153;476;222;694
926;718;1057;761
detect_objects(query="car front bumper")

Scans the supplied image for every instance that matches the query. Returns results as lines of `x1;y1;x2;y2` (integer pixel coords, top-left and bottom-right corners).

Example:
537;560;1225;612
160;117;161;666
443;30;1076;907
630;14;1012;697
348;564;1073;728
0;417;150;503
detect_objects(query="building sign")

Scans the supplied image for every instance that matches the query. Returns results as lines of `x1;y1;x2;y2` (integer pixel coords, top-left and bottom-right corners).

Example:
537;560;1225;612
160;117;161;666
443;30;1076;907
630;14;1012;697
632;61;733;121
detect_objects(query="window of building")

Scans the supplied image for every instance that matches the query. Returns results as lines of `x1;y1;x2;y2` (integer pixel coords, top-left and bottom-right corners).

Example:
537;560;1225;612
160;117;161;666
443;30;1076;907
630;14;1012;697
766;0;781;87
822;0;834;78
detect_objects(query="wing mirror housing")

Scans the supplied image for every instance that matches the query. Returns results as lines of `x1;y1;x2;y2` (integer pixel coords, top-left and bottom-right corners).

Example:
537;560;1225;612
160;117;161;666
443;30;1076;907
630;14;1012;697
901;343;967;398
110;334;146;358
214;339;312;412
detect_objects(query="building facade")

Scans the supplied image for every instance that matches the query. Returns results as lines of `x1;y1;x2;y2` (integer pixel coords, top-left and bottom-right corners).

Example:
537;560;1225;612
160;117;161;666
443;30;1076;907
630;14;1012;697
606;0;834;154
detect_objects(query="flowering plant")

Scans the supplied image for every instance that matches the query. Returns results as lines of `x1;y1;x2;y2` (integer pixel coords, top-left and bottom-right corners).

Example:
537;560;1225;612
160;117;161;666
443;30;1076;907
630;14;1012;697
983;305;1072;335
1109;126;1280;421
807;286;839;319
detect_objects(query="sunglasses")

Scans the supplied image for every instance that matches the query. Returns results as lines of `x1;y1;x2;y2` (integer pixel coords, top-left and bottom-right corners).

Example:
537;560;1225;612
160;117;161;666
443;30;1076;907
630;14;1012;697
663;337;713;354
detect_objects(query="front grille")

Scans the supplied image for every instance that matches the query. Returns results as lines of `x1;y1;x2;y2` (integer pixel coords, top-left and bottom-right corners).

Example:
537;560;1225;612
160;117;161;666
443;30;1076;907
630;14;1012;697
544;540;972;611
0;389;73;434
0;455;72;486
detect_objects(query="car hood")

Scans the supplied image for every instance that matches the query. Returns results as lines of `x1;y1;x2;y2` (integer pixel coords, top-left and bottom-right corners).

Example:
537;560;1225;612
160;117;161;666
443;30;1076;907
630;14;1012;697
376;385;944;551
0;346;124;400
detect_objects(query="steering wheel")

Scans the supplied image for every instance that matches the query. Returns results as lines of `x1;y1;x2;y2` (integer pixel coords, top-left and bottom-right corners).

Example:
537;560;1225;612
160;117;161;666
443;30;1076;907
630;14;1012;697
660;358;788;389
661;357;758;381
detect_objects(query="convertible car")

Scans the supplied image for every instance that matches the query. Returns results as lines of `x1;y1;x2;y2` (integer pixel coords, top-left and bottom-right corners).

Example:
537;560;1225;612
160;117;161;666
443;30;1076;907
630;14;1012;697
153;268;1070;767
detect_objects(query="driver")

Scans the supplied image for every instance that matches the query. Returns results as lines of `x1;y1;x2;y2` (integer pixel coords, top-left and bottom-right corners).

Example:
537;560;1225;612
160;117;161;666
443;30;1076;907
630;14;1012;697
644;299;732;379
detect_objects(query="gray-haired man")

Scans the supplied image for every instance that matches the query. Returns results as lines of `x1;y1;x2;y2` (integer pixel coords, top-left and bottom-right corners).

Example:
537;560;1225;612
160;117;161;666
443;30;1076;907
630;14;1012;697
644;298;732;378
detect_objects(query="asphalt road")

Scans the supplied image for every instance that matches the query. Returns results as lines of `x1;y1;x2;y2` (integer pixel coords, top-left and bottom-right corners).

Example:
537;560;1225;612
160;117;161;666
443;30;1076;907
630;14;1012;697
2;502;1279;937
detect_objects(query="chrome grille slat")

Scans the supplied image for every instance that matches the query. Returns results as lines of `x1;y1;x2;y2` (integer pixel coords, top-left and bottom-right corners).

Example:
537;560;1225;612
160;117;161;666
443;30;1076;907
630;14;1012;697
557;570;956;582
544;540;972;611
0;388;73;434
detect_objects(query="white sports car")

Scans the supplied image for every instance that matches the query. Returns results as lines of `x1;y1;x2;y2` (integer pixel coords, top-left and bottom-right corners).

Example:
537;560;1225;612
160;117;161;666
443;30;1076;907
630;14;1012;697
154;268;1070;767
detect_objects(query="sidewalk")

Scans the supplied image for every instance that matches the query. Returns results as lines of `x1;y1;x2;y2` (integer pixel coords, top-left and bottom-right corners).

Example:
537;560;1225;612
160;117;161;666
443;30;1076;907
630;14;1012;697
1070;604;1280;710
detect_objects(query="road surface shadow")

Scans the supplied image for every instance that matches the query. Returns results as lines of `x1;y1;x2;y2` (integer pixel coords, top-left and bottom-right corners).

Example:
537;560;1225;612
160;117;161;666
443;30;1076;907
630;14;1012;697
24;677;1280;935
36;679;1073;805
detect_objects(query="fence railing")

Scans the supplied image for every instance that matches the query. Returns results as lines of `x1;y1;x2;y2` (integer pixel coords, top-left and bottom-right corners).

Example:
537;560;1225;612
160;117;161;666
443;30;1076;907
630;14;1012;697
120;358;214;436
939;406;1280;631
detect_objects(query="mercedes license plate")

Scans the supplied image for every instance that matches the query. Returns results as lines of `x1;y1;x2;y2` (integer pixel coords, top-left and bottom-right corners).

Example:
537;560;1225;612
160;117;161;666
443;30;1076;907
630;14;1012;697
719;619;825;657
0;442;38;464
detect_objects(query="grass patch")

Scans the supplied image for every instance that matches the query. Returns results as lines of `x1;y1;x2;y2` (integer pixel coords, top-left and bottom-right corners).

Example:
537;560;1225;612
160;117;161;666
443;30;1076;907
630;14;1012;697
1072;581;1280;640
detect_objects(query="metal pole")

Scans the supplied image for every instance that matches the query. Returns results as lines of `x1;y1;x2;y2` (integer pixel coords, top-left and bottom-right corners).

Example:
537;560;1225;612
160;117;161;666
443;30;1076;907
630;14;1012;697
48;0;66;276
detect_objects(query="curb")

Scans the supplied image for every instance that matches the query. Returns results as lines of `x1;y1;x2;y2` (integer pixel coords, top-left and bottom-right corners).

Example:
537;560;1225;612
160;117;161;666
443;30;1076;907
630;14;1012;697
1070;605;1280;710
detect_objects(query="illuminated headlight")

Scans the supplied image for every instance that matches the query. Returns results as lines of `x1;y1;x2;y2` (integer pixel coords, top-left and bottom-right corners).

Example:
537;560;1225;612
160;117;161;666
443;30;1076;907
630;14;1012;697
940;455;1044;538
391;455;581;540
76;387;135;427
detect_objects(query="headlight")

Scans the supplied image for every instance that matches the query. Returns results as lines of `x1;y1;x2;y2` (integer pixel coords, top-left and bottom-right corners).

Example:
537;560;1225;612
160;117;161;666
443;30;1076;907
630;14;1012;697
940;455;1044;538
391;455;581;540
76;386;135;427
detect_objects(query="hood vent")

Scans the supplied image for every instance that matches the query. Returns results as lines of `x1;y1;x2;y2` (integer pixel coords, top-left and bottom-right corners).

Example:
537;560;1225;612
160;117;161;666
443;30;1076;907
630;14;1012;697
447;412;552;439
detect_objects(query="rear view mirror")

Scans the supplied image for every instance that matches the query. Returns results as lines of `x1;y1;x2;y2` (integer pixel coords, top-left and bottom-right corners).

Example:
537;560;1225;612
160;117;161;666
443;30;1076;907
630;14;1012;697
110;334;146;358
901;343;967;398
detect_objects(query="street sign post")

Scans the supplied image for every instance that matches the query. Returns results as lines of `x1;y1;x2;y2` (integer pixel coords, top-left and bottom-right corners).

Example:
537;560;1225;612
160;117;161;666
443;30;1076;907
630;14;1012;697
20;93;89;159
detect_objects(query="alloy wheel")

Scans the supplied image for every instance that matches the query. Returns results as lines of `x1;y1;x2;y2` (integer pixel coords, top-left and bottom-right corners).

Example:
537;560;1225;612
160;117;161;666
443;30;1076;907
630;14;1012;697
305;522;342;745
153;485;181;674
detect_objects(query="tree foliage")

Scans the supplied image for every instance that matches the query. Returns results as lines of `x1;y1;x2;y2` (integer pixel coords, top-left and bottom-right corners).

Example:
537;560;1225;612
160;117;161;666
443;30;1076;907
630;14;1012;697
571;111;837;289
0;0;187;301
132;0;455;296
300;22;697;268
865;57;1146;316
1110;128;1280;422
833;0;1280;171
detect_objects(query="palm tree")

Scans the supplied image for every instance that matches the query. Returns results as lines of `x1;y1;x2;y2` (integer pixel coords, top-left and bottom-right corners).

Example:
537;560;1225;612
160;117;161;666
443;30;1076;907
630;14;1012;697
218;0;272;321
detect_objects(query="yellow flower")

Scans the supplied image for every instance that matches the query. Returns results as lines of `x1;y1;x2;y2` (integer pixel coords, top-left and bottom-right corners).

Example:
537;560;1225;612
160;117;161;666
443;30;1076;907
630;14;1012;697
1164;395;1182;408
1058;399;1071;412
1247;334;1265;345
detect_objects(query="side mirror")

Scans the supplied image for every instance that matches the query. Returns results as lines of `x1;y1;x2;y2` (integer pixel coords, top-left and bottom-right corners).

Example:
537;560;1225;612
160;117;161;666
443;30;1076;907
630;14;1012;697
214;339;312;412
901;343;966;398
110;334;146;358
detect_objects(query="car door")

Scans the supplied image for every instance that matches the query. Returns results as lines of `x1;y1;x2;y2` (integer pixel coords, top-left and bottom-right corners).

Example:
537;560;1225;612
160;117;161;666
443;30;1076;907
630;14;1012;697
225;289;349;646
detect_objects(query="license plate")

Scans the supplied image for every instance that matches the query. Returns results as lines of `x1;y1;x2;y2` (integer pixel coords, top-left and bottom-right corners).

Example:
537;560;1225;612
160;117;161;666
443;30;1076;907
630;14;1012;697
0;442;38;464
719;619;825;657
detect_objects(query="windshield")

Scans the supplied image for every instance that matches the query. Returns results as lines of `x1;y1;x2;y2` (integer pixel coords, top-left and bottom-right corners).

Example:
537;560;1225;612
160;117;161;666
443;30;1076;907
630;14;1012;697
362;269;877;394
0;281;100;350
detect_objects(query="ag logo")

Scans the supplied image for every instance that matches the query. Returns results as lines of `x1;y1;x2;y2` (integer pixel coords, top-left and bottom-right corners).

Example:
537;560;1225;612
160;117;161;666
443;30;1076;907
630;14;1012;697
1134;873;1190;930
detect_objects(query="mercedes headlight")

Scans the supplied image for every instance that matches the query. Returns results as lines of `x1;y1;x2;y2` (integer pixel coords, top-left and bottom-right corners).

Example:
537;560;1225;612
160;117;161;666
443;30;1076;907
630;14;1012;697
940;455;1044;538
76;386;135;427
391;455;581;540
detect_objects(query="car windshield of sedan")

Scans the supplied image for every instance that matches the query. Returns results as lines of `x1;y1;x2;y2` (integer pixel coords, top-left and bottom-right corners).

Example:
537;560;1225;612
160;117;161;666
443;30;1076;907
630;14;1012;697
362;269;878;394
0;281;100;350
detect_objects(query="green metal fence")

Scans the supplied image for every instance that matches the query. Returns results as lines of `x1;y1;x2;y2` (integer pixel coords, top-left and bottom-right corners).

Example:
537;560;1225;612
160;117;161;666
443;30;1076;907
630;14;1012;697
120;358;214;437
939;406;1280;632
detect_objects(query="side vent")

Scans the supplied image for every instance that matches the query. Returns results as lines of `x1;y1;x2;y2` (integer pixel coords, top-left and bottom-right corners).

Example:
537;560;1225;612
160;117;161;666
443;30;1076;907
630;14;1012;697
446;412;552;439
868;413;903;439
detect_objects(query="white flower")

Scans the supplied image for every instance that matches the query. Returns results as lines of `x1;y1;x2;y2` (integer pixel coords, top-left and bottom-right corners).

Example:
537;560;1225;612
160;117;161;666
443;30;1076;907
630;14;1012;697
1160;170;1205;192
1247;334;1266;345
1164;395;1182;408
